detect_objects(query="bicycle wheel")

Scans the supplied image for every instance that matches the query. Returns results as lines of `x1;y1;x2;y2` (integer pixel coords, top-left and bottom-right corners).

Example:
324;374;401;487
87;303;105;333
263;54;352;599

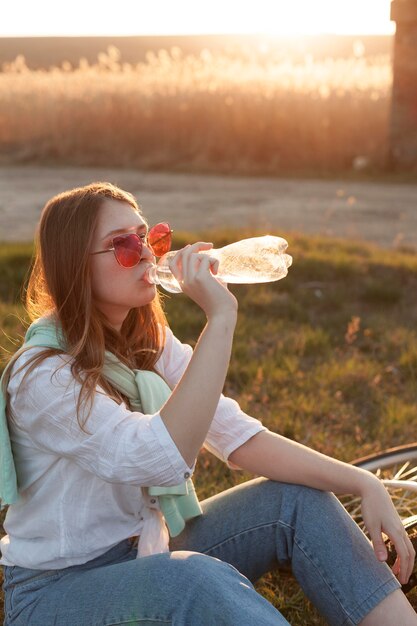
341;444;417;526
352;444;417;474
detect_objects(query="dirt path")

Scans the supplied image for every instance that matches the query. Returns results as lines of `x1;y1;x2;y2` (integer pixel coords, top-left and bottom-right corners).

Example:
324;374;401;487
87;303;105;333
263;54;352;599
1;165;416;249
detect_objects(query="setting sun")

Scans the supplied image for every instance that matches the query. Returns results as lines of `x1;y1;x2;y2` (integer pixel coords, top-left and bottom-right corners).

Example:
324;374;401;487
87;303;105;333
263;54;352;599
3;0;394;36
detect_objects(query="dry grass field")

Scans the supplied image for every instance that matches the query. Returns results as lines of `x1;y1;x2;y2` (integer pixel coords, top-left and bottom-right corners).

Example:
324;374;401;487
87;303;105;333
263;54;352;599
0;37;393;175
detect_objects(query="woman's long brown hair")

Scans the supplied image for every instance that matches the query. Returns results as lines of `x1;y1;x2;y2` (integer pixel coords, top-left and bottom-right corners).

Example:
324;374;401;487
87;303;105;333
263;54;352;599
5;182;167;429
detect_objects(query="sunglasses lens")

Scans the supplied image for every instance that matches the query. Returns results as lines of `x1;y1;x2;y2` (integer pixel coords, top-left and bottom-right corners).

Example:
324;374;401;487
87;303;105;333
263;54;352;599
113;234;142;267
148;222;172;257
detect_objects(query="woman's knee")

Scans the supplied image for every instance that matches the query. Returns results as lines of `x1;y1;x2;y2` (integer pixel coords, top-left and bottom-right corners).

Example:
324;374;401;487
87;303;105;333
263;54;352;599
28;553;256;626
164;552;285;624
124;550;249;594
167;550;249;587
257;479;344;530
257;478;335;508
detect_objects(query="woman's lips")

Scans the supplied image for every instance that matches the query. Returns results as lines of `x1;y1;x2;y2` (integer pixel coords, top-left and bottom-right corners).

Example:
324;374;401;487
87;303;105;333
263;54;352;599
139;263;155;283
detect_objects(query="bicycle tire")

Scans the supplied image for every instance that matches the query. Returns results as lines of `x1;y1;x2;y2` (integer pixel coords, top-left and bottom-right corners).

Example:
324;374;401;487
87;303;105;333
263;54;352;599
351;444;417;473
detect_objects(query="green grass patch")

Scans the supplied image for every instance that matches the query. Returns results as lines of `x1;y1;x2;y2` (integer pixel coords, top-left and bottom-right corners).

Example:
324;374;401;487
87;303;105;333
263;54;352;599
1;230;417;622
0;243;33;303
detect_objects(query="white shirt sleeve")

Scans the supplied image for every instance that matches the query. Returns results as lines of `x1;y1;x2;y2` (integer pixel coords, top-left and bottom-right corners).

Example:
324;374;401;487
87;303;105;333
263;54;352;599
8;348;193;488
158;328;268;468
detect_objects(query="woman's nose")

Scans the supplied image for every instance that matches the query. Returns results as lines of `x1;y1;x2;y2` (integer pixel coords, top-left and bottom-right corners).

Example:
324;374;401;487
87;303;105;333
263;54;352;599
141;243;155;261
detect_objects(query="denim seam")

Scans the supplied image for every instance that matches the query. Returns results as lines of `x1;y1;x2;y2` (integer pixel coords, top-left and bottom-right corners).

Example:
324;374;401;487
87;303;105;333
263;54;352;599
263;517;355;625
5;567;15;621
291;527;400;626
199;519;281;553
4;576;60;625
341;576;401;626
289;524;359;626
200;517;354;623
102;617;172;626
6;571;61;589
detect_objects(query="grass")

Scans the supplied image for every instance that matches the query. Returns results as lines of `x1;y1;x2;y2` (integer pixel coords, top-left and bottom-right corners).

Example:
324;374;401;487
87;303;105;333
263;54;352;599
1;229;417;622
0;45;394;176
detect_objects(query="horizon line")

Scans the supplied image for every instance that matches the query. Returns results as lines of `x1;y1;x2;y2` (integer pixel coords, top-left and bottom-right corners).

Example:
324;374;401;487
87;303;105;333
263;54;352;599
0;31;394;39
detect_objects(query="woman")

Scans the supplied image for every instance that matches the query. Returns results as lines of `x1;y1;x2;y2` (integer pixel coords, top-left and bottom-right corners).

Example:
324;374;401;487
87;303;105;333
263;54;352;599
0;182;416;626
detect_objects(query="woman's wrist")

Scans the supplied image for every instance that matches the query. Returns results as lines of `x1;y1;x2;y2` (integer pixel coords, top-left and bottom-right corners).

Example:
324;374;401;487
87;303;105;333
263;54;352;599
330;463;382;497
356;467;383;497
206;310;238;328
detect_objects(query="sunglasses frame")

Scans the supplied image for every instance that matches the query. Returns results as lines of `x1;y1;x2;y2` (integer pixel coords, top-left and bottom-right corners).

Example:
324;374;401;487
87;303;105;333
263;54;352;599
91;222;173;268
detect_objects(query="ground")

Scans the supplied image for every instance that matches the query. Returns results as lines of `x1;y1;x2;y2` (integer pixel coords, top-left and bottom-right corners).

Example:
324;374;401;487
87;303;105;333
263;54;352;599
1;166;416;249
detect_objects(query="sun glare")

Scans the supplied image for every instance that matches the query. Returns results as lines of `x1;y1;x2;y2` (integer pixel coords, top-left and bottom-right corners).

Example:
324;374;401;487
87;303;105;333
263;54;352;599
2;0;394;37
168;0;394;37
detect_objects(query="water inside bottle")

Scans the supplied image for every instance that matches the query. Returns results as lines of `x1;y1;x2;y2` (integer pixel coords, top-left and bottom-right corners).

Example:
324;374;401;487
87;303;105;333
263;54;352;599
144;235;293;291
200;237;293;284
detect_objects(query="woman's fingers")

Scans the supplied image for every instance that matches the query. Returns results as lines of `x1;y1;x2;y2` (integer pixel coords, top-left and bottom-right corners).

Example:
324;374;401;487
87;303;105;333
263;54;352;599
393;531;415;584
194;255;219;279
402;533;416;582
368;527;388;562
167;240;237;318
361;478;416;585
169;242;214;283
380;527;415;584
172;244;219;285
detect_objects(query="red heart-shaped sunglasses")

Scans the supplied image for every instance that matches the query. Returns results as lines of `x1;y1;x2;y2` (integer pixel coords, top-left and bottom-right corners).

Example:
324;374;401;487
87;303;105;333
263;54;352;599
91;222;173;268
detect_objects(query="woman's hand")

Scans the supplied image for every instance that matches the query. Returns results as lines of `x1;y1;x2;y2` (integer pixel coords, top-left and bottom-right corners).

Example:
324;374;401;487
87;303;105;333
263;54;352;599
360;473;416;585
169;242;238;320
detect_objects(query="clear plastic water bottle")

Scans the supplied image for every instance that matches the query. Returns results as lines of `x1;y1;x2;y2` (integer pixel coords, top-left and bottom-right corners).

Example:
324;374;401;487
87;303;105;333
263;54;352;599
144;235;293;294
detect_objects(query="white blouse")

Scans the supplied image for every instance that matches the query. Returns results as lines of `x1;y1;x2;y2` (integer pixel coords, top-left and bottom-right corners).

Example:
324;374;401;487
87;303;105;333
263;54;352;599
0;327;266;570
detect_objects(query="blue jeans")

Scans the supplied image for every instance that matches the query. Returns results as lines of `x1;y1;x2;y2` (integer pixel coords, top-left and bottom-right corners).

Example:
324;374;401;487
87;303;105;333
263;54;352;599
2;478;400;625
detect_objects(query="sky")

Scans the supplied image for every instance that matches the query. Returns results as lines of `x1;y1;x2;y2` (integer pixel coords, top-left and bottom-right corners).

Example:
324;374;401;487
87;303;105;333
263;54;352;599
2;0;395;37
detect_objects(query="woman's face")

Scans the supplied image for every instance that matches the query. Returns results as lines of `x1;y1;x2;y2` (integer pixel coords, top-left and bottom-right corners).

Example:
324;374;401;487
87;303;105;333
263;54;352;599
90;198;157;330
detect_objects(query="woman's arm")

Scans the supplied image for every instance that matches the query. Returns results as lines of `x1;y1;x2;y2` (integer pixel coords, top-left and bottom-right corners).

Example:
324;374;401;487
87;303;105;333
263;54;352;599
229;430;416;585
160;243;238;467
161;314;236;467
229;429;371;494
